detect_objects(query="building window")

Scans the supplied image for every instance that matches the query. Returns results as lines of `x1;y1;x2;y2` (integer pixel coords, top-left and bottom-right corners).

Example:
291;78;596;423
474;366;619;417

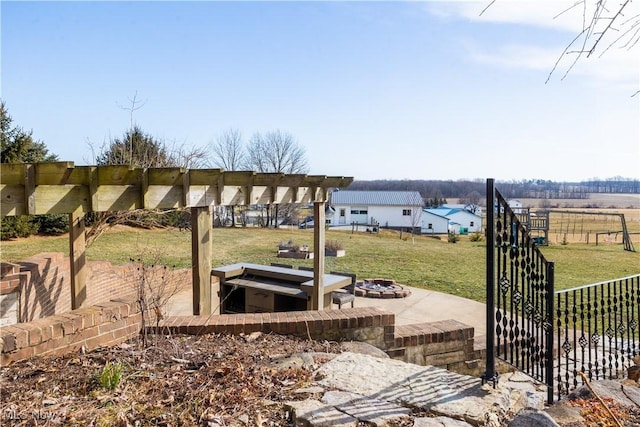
470;221;474;227
402;209;411;216
340;209;345;217
428;223;433;229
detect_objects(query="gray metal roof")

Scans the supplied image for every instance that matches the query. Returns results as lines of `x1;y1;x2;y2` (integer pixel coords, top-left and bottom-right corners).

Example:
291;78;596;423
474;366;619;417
331;191;424;206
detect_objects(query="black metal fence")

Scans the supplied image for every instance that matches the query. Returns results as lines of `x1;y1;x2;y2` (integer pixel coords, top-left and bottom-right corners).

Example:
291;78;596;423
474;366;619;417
555;274;640;396
484;178;640;404
483;179;555;404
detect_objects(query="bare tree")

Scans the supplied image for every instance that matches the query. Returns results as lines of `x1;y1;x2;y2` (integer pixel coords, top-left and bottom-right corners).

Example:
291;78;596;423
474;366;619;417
245;130;308;174
482;1;639;92
547;0;640;87
117;91;147;167
85;95;208;243
169;142;208;169
406;193;424;244
209;128;245;170
245;130;309;227
463;190;483;215
208;129;247;227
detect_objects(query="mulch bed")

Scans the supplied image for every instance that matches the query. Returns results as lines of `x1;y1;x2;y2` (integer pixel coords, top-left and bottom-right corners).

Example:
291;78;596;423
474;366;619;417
1;332;343;426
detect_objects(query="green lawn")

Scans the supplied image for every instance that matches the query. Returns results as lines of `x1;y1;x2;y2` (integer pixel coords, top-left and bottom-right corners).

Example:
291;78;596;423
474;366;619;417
1;226;638;302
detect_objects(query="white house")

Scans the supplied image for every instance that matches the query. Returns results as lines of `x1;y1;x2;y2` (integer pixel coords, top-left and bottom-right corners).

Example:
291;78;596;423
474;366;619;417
330;190;424;230
421;210;450;234
423;207;483;234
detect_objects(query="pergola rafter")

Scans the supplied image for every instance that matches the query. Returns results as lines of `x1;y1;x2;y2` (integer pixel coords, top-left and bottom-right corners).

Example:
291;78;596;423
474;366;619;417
1;162;353;314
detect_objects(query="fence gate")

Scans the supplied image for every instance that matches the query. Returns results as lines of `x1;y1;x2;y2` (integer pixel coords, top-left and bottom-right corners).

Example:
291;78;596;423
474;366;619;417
483;179;555;404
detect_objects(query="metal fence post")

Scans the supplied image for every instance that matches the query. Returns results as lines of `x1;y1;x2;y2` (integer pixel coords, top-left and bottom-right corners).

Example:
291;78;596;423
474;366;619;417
482;178;498;387
546;261;555;404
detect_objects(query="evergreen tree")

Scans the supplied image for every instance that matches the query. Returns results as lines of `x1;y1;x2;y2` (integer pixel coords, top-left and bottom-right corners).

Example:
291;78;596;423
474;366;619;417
96;126;171;167
1;101;58;163
0;101;65;240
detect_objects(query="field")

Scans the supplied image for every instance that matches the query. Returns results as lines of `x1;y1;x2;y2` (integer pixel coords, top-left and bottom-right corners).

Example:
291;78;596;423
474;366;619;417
501;194;640;209
540;208;640;245
2;221;639;303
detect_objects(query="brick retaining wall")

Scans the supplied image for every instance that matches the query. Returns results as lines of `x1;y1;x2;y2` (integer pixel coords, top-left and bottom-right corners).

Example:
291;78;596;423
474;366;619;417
153;311;480;372
0;253;191;324
0;253;482;372
153;307;395;349
1;298;145;365
2;253;72;321
1;300;481;371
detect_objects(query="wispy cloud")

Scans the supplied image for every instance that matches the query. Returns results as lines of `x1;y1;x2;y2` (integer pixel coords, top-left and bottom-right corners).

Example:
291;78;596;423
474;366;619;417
427;1;640;87
427;0;639;34
469;41;639;88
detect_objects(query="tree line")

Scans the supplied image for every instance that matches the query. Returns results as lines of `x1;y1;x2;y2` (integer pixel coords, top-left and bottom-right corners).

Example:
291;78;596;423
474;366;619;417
347;177;640;203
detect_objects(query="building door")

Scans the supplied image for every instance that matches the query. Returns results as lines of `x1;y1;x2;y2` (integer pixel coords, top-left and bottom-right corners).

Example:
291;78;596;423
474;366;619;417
350;207;368;224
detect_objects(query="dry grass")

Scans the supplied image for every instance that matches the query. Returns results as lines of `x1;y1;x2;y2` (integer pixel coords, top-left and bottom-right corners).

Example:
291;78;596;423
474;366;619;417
2;220;638;302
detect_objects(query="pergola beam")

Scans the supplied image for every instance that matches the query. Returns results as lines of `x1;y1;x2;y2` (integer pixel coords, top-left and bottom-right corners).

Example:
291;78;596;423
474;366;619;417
0;162;353;315
1;163;351;216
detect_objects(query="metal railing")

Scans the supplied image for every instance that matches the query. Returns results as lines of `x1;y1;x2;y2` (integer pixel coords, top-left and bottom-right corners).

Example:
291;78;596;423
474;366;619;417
483;179;555;404
555;274;639;397
484;179;639;403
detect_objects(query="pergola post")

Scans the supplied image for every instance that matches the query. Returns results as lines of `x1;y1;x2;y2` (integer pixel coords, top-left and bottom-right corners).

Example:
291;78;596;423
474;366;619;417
69;208;87;309
191;206;212;315
312;201;326;310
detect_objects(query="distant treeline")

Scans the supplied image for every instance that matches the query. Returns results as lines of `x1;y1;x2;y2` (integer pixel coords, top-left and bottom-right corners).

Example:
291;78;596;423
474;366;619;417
346;178;640;200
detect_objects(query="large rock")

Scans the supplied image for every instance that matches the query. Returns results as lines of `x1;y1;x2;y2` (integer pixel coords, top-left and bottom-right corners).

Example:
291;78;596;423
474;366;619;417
413;417;474;427
285;400;358;427
508;409;560;427
315;352;517;426
321;391;411;425
286;351;638;427
339;341;389;359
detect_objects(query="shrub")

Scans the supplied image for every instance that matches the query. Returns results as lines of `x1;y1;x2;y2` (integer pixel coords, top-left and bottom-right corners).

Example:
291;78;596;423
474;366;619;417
325;240;344;251
1;214;70;240
277;239;309;253
447;232;459;243
34;214;69;235
278;239;295;250
0;216;39;240
469;232;484;242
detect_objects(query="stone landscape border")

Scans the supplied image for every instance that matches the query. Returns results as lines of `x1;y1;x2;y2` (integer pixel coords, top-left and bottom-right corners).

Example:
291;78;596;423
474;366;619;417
354;278;412;298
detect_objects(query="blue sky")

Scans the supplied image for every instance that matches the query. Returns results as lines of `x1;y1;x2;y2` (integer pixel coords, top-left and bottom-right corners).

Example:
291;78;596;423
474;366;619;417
2;1;638;182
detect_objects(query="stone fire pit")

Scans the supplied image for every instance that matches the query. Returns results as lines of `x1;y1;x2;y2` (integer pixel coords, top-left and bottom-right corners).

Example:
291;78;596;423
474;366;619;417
354;278;411;298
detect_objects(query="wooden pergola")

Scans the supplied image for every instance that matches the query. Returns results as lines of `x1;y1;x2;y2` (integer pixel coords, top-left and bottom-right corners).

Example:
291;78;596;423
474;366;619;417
0;162;353;314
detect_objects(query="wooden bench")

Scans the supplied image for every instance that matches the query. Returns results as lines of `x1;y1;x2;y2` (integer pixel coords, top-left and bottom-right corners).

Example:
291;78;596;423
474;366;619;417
329;271;357;309
296;267;356;308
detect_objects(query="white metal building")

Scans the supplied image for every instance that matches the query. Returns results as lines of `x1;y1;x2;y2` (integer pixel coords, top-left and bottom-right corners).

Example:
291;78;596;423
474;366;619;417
421;210;450;234
330;190;424;230
423;207;483;234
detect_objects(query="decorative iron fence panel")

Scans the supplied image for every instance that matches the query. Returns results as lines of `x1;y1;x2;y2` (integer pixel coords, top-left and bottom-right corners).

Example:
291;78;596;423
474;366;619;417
484;179;640;403
484;179;555;404
555;274;640;397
